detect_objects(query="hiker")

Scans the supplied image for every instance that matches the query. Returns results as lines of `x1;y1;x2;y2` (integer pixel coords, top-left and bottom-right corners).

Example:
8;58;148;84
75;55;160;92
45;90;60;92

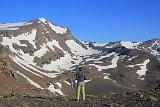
75;67;86;101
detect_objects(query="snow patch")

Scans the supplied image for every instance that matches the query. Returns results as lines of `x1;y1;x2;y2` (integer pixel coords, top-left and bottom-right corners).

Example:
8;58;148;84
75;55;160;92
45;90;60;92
56;82;62;88
66;40;88;55
11;55;59;78
43;53;82;72
121;41;141;49
38;18;47;24
136;59;150;78
103;73;111;80
91;41;119;48
66;40;101;57
148;40;160;59
2;29;37;48
86;52;115;62
105;54;119;69
35;40;65;53
126;59;150;80
105;43;119;48
34;43;49;58
63;81;71;85
48;83;64;96
89;53;119;71
93;42;108;47
84;79;92;83
126;65;135;68
128;55;138;61
48;22;67;34
0;22;33;30
132;85;136;87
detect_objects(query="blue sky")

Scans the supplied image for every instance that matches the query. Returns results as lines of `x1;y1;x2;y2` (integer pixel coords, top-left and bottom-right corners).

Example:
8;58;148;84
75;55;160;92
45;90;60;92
0;0;160;42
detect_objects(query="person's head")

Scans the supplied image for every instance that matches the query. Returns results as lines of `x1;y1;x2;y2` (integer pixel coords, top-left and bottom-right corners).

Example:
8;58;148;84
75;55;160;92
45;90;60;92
79;67;82;71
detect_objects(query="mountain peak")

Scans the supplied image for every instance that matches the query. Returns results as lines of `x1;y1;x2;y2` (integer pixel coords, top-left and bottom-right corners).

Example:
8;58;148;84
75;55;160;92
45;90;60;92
36;17;68;34
37;17;47;23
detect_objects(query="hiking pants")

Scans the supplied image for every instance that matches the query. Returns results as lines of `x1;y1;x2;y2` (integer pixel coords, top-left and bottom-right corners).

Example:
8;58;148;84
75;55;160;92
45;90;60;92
77;82;85;101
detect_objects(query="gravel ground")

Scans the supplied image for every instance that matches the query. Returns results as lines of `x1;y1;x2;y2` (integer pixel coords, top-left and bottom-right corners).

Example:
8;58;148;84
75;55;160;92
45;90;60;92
0;88;160;107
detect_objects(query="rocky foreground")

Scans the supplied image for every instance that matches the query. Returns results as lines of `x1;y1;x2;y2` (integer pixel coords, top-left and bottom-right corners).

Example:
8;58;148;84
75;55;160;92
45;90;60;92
0;86;160;107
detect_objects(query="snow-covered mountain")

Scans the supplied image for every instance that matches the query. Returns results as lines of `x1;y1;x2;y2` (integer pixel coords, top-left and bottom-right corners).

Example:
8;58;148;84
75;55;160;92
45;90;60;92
0;18;160;96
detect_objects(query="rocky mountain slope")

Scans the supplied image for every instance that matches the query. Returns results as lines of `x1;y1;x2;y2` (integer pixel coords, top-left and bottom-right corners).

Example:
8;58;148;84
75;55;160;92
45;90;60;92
0;18;160;97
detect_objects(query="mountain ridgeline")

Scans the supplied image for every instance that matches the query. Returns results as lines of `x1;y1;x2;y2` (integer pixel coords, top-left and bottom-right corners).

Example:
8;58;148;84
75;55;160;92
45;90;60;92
0;18;160;96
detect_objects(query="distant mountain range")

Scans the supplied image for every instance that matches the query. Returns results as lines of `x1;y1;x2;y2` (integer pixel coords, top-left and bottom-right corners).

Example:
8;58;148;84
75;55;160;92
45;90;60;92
0;18;159;96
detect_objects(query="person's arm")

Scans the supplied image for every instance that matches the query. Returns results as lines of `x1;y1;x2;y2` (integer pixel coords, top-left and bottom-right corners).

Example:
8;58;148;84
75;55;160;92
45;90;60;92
75;72;78;80
84;74;87;80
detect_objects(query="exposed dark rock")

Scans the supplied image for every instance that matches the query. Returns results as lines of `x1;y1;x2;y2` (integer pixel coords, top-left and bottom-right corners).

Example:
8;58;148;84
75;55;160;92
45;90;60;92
154;84;160;90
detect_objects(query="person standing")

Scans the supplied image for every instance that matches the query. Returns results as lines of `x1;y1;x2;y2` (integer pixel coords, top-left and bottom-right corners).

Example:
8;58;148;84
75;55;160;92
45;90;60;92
75;67;86;101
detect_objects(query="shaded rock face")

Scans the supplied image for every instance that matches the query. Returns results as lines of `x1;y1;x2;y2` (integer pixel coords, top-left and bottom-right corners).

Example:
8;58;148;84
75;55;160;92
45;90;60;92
0;18;160;96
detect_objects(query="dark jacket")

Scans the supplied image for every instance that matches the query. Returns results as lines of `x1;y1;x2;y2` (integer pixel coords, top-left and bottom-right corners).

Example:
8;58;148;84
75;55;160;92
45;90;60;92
76;70;86;82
